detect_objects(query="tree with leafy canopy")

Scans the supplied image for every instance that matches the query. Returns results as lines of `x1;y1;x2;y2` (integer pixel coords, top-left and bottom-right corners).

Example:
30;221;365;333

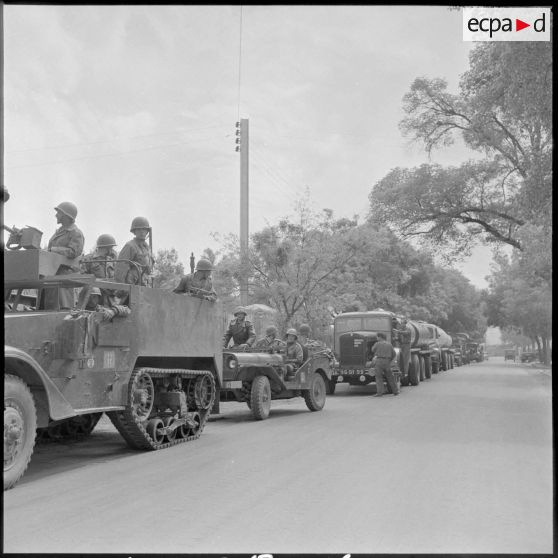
369;42;552;256
152;248;184;290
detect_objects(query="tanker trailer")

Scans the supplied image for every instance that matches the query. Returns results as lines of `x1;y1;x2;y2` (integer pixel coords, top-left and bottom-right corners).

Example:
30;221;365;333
427;324;455;371
398;319;437;385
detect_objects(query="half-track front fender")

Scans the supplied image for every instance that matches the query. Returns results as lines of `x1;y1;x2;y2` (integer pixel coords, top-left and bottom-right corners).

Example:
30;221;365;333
4;345;75;421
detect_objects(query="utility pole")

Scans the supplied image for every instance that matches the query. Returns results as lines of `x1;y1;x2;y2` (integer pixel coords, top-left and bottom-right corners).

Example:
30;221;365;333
235;119;249;306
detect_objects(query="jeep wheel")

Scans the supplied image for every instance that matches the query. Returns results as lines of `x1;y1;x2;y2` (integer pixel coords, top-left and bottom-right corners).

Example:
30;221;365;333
326;379;337;395
250;376;271;420
4;375;37;490
304;373;326;412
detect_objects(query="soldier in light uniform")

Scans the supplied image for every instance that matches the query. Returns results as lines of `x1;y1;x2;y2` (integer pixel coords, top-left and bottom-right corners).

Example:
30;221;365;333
81;234;118;279
45;202;85;310
371;332;399;397
173;258;217;301
254;325;285;352
284;328;304;380
223;306;256;349
115;217;153;286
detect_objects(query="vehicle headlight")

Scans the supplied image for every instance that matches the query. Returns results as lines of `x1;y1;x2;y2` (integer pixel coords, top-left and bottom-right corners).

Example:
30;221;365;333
226;356;237;369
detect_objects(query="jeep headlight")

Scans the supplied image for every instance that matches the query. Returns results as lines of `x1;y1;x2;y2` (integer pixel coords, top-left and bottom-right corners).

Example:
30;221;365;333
226;355;237;369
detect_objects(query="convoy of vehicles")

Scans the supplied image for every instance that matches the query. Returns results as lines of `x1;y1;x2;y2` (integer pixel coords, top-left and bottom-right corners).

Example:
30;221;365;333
3;241;483;490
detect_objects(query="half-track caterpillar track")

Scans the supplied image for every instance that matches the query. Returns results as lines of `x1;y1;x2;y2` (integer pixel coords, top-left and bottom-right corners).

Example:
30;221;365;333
107;367;215;451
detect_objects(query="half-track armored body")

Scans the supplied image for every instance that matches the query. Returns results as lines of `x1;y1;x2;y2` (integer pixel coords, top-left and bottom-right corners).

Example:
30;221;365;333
4;249;222;490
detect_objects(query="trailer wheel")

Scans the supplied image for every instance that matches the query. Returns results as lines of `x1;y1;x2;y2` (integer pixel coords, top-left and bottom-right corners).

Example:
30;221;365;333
4;375;37;490
419;356;426;381
432;360;440;374
250;375;271;420
449;354;454;369
304;373;326;412
424;356;432;379
441;352;448;371
409;354;420;386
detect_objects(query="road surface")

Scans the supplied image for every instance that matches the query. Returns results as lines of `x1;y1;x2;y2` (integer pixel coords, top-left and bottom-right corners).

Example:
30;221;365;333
3;357;553;554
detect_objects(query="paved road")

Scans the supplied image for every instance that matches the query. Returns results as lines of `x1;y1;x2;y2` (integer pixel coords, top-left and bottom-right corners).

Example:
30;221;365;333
3;357;553;554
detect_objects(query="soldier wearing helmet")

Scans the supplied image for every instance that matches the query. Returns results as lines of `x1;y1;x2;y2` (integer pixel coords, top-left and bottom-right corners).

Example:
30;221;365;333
284;328;304;379
254;325;286;351
223;306;256;349
173;258;217;301
297;323;324;349
45;202;85;309
81;234;118;279
115;217;154;286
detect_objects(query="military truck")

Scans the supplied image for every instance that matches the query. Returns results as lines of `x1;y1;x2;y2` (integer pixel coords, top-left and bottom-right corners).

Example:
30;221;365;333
4;248;223;490
329;310;404;393
219;346;332;420
329;310;455;393
464;342;484;363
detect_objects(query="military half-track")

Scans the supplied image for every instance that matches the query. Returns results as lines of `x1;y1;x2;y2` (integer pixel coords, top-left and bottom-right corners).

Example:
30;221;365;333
4;249;222;490
219;346;333;420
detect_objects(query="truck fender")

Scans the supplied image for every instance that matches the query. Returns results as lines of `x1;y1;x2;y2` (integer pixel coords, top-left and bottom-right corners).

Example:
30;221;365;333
4;346;76;422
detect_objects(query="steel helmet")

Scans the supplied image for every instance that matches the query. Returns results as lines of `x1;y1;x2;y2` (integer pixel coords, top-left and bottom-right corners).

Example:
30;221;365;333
54;202;78;220
299;324;311;335
90;287;102;296
233;306;247;317
195;259;213;272
265;325;278;336
96;234;117;248
130;216;150;232
286;328;298;339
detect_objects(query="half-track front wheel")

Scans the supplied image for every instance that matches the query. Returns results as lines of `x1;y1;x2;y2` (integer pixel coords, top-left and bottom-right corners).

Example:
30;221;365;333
4;375;37;490
304;373;326;412
250;375;271;420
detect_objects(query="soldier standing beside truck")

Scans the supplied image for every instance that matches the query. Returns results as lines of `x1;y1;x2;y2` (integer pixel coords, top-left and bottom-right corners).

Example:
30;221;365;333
372;332;399;397
45;202;84;310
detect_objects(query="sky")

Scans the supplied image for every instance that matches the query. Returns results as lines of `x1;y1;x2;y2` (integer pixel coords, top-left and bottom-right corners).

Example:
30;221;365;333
3;5;496;289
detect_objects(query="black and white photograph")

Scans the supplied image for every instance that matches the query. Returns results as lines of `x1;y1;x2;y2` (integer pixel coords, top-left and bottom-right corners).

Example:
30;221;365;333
2;5;552;556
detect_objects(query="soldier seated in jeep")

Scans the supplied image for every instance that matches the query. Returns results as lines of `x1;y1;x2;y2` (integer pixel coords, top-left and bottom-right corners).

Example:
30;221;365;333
284;328;304;380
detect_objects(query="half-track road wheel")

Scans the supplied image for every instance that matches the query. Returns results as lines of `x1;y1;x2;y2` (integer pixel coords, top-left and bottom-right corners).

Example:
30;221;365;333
304;373;326;412
250;375;271;420
4;375;37;490
108;367;215;451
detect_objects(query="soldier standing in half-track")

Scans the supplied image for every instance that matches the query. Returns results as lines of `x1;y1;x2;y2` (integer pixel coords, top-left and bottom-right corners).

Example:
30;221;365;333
223;306;256;349
115;216;153;286
81;234;118;279
45;202;85;309
173;258;217;301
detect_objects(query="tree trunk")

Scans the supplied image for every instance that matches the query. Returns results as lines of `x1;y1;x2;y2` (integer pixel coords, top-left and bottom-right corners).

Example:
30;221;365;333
541;336;549;365
534;336;542;362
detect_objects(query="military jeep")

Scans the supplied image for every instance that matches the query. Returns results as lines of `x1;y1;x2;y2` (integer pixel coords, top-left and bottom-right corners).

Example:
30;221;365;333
219;346;333;420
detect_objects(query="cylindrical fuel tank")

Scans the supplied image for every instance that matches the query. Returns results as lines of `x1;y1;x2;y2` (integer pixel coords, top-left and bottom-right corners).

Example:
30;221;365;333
406;320;434;348
435;327;453;348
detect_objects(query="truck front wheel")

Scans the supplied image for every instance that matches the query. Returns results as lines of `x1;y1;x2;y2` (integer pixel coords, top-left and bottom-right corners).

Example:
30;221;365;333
4;375;37;490
250;376;271;420
304;373;326;412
